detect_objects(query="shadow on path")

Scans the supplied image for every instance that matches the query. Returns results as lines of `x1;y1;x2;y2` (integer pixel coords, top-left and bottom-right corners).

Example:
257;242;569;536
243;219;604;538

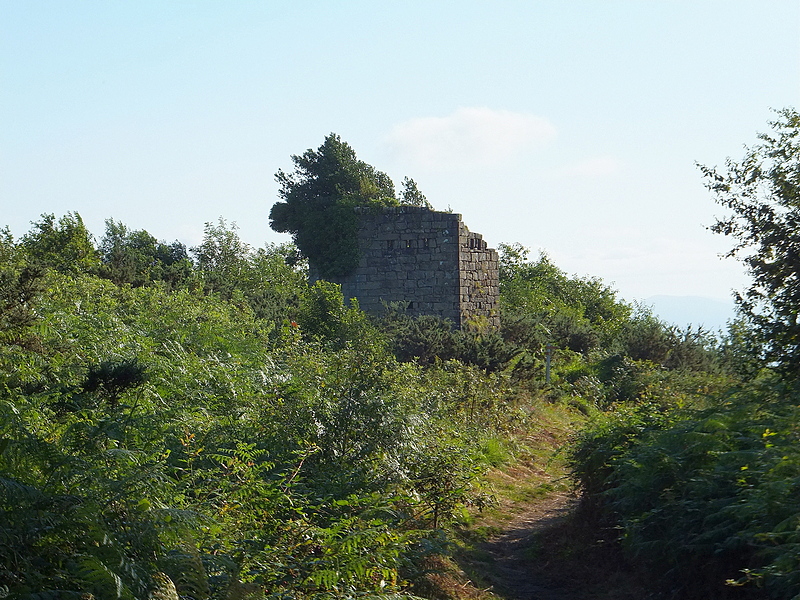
460;492;647;600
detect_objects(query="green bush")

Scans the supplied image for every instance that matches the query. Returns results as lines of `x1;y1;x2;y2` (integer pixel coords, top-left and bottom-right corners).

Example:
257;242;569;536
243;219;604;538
570;376;800;599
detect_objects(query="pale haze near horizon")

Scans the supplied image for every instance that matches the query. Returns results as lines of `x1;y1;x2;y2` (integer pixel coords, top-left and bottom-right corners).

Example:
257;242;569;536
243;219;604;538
2;1;799;327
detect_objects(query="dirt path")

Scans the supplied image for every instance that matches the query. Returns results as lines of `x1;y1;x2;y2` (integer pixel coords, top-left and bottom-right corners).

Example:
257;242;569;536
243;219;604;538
456;487;646;600
471;491;579;600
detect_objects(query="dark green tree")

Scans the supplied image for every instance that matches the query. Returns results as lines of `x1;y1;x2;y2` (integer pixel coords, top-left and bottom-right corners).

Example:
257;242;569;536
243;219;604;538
0;228;45;349
701;107;800;375
269;134;398;278
99;219;192;287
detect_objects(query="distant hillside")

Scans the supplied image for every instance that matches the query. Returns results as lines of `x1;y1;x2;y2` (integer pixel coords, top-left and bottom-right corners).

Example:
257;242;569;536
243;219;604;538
645;295;735;332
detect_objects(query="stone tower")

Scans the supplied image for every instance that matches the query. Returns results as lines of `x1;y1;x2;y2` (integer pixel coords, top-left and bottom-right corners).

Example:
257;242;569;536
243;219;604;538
311;206;500;328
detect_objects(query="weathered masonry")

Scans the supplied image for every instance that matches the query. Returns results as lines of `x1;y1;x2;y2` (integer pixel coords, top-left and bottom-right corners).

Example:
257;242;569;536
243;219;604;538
314;206;500;328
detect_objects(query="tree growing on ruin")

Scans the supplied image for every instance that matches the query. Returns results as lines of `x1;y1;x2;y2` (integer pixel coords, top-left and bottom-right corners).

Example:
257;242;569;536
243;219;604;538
269;134;398;278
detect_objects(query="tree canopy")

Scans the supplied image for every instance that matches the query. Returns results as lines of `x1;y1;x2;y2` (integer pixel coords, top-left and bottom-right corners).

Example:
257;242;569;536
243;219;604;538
99;218;191;288
269;134;428;278
701;107;800;375
20;212;100;274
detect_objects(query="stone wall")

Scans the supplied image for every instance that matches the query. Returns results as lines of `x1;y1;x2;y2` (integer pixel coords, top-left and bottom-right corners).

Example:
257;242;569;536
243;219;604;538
312;206;499;328
458;226;501;329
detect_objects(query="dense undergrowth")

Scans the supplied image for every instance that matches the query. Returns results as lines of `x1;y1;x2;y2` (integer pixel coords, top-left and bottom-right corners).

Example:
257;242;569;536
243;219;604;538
0;211;734;600
568;109;800;600
3;111;799;599
1;215;546;600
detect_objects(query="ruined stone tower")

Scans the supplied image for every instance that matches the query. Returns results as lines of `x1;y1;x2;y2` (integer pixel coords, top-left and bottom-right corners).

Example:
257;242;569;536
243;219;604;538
312;206;500;328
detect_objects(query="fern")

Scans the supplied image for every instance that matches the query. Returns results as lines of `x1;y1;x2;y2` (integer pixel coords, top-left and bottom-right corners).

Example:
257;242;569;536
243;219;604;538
149;572;179;600
75;554;131;599
160;543;211;600
0;475;43;504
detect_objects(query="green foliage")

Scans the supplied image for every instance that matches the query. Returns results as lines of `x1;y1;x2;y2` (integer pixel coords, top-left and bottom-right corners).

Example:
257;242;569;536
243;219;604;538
99;218;193;288
377;308;458;365
702;107;800;377
569;400;675;514
0;229;503;598
20;212;100;275
498;243;632;355
399;177;431;209
192;217;253;296
406;435;481;529
498;243;726;410
376;306;528;377
3;205;760;599
719;317;764;380
269;134;399;278
266;345;411;495
295;280;375;348
82;358;147;408
565;109;800;597
0;268;427;597
0;229;45;350
192;218;307;324
571;379;800;598
245;243;308;323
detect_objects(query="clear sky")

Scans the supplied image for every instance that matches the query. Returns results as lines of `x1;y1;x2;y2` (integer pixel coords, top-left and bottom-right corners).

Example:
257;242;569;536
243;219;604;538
2;1;799;314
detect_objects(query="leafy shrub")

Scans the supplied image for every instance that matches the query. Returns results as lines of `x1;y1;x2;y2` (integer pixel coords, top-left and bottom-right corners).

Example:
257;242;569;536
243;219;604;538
0;268;437;598
296;280;377;349
376;306;457;365
376;306;531;376
192;219;307;324
568;400;675;516
570;376;800;599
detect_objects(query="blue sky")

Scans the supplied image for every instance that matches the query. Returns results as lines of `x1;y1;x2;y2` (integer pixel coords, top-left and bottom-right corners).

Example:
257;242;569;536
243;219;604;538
2;1;799;320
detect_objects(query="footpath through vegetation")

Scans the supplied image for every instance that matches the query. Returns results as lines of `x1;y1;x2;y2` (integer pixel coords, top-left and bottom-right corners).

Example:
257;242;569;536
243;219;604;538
1;109;799;599
420;411;650;600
